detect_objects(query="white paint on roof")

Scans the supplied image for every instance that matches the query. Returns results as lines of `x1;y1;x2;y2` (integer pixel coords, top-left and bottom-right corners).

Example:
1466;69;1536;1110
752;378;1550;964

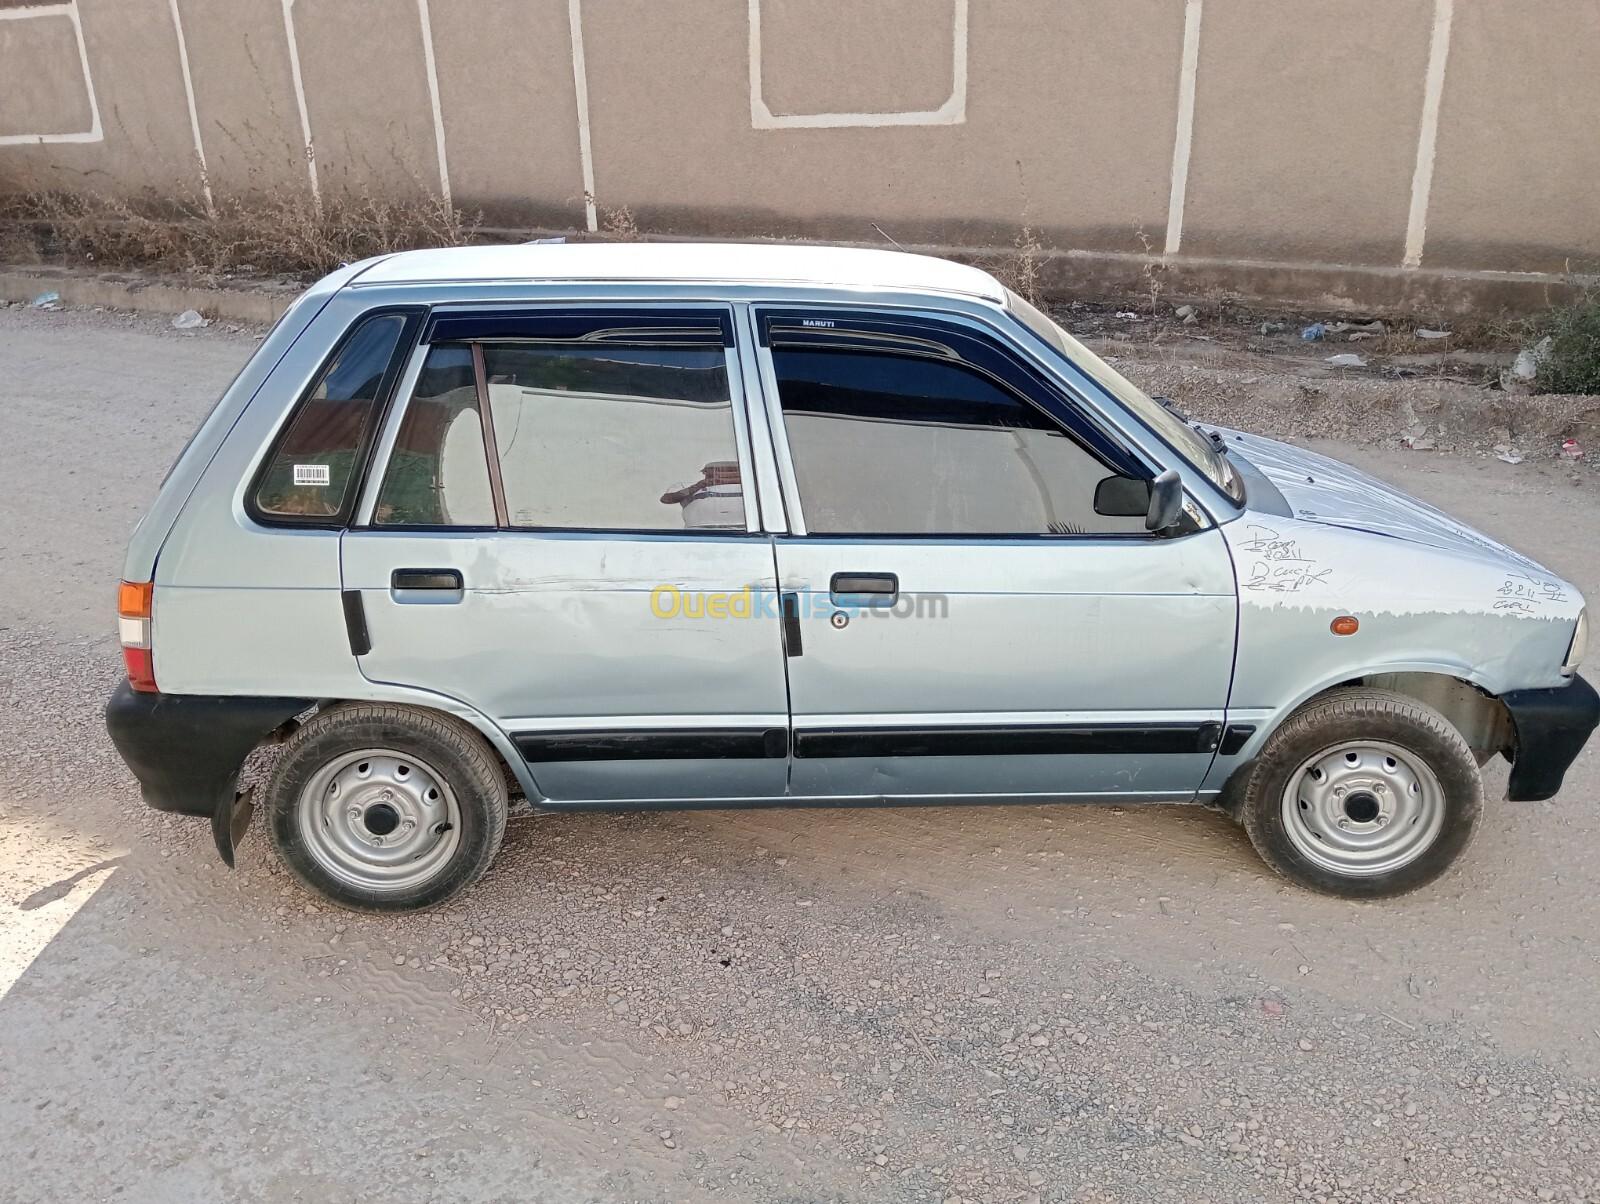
352;242;1006;301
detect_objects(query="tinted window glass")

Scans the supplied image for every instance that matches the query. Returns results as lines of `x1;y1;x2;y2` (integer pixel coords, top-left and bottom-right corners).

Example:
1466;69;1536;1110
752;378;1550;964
374;345;496;527
772;347;1145;536
253;313;406;520
480;344;745;531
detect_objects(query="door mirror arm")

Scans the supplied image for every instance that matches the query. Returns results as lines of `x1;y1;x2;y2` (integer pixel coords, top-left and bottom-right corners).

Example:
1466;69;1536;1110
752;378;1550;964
1145;469;1184;533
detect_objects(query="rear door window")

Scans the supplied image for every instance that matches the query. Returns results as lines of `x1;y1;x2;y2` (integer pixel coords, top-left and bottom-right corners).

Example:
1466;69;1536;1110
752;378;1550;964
372;345;496;527
371;311;748;533
482;343;742;532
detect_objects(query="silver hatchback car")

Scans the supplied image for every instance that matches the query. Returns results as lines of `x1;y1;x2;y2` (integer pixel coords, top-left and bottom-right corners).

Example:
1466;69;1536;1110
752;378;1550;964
106;245;1597;911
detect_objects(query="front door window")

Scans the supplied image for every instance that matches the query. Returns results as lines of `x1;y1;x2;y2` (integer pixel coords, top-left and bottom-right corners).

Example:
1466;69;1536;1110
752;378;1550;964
771;345;1147;537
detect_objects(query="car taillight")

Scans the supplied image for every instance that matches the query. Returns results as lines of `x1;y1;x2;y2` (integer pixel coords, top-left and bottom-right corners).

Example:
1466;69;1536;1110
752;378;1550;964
118;580;158;693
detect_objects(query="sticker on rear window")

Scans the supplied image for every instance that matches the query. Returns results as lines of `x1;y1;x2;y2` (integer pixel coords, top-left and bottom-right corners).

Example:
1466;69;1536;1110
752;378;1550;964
293;464;332;487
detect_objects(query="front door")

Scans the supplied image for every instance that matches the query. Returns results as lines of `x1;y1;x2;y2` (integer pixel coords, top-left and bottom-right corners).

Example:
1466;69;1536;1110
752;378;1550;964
342;306;790;803
750;307;1238;801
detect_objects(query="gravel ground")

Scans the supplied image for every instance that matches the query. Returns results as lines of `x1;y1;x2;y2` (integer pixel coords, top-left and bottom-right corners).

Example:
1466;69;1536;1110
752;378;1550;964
3;303;1599;1203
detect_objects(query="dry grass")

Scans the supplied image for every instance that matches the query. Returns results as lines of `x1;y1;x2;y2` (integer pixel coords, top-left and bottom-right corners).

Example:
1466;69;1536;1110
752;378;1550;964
984;226;1045;304
1133;225;1167;320
1;185;479;278
594;198;640;242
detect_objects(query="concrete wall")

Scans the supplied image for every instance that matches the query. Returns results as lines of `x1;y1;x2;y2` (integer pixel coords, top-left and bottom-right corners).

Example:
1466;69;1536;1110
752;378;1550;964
1;0;1596;312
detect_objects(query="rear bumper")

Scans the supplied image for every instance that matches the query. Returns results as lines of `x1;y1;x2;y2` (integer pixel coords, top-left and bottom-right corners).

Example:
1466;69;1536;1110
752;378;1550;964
104;681;313;817
1502;674;1600;802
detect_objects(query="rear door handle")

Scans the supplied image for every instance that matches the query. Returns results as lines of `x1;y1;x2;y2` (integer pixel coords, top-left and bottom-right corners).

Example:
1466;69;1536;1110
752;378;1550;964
829;572;899;606
391;568;463;591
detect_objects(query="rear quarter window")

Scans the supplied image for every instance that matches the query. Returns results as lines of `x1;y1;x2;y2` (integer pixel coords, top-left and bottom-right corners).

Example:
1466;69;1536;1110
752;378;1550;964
250;312;412;524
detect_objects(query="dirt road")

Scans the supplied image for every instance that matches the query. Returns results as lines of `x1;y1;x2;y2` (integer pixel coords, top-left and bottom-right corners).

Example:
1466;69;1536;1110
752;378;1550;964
3;305;1598;1203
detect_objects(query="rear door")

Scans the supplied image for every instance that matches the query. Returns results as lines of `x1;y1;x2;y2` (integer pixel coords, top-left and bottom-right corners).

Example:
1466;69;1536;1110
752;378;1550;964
341;306;790;803
749;306;1239;801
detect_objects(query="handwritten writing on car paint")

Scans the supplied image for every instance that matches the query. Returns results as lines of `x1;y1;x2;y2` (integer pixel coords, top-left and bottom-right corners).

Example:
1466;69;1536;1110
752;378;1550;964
1239;525;1333;594
1492;571;1568;615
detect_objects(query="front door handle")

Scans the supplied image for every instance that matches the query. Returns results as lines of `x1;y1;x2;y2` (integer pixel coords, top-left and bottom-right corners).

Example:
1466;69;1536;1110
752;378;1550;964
391;568;463;591
830;572;899;606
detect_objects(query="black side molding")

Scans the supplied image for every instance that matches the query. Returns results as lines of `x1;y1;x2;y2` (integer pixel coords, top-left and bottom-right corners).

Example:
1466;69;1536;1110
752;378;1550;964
515;728;789;762
341;589;371;655
1502;674;1599;801
794;723;1224;759
1220;724;1257;755
781;592;803;658
105;682;313;818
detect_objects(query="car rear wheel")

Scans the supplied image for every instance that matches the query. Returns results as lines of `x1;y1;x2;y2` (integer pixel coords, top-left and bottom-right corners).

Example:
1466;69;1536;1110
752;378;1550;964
1239;687;1482;898
265;703;507;912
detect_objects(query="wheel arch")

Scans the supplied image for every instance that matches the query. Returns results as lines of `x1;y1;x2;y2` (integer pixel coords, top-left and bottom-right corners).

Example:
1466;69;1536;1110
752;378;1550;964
1243;661;1512;762
250;688;537;810
1215;664;1512;815
309;697;533;800
1354;672;1512;763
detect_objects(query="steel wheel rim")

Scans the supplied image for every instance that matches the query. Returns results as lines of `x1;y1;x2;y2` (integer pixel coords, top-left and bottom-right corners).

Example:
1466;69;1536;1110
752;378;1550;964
297;748;462;894
1280;740;1446;877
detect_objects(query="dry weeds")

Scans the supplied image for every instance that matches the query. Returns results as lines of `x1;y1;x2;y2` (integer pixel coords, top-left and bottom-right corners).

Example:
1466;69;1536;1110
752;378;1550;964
1134;224;1168;319
1;186;479;278
594;198;640;242
984;225;1045;304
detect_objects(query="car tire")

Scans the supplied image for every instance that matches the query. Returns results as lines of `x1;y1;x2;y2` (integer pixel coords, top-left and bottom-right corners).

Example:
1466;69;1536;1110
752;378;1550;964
265;703;508;912
1238;687;1482;899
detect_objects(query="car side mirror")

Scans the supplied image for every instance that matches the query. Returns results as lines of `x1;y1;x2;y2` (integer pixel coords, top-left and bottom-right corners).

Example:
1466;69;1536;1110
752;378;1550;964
1093;474;1150;517
1145;469;1184;532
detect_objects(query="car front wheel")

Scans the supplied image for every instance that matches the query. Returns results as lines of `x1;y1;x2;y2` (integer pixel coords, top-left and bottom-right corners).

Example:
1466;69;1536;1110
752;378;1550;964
1239;687;1482;898
265;703;508;912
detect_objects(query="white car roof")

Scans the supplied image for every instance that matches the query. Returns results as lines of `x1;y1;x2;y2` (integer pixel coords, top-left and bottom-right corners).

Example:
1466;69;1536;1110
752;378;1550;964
351;242;1007;302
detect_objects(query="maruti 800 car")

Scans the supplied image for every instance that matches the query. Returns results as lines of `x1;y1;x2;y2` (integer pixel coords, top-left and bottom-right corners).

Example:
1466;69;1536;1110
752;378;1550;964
105;245;1597;911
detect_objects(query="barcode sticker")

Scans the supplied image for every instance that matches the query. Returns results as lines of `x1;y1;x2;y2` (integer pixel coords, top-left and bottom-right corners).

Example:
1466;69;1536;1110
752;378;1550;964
293;464;331;487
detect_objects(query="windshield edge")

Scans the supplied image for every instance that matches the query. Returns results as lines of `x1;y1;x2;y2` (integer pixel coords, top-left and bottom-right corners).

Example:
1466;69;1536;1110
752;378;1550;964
1003;289;1245;509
